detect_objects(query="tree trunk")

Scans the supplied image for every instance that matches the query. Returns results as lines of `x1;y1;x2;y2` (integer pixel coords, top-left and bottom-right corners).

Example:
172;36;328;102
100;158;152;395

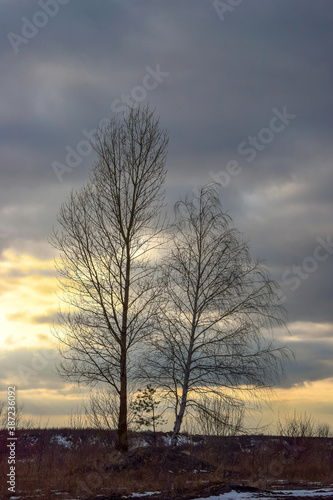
171;286;199;447
171;336;194;447
117;251;130;452
117;346;128;451
152;405;156;446
171;390;188;447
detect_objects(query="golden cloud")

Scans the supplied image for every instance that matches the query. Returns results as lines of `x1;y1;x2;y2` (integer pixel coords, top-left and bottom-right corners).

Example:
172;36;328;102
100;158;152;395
0;250;56;275
0;251;59;350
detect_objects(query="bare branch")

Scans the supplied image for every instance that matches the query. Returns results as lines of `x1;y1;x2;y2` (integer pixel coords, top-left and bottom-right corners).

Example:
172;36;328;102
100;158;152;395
140;184;290;447
50;105;168;451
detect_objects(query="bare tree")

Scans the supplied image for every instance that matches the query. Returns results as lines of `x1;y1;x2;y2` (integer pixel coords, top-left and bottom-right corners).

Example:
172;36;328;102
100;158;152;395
50;106;168;451
140;185;289;447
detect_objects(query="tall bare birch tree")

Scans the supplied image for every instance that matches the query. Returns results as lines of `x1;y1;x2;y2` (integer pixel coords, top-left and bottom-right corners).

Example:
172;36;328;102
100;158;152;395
140;185;289;447
50;106;168;451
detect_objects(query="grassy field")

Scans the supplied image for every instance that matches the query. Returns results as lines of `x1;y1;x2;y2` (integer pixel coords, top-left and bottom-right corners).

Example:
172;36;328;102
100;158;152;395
1;429;333;499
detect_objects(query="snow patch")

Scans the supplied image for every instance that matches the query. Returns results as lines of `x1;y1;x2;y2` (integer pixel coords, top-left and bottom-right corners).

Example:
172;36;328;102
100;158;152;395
162;434;201;446
25;435;38;445
50;434;72;448
131;438;150;448
192;487;333;499
87;434;101;445
279;490;333;497
125;492;161;498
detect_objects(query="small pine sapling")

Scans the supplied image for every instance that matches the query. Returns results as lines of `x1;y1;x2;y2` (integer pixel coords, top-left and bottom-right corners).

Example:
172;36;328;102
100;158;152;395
131;385;167;445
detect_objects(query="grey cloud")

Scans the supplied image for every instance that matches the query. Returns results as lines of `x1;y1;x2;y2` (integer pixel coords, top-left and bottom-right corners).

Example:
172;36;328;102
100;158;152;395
0;349;62;391
33;312;61;325
1;0;333;396
278;339;333;389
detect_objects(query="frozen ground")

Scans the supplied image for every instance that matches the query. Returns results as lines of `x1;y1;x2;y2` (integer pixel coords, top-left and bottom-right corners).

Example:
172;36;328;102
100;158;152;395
191;487;333;500
9;486;333;499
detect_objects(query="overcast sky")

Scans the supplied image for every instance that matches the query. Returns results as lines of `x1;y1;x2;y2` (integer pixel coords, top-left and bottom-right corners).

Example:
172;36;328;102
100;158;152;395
1;0;333;429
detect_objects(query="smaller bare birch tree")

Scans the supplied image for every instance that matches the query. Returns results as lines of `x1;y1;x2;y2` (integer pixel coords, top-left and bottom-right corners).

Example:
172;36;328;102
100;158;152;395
50;105;168;452
140;185;289;447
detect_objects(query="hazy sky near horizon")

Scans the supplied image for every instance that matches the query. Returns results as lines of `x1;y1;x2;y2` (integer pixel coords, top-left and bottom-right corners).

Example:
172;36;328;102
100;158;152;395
0;0;333;428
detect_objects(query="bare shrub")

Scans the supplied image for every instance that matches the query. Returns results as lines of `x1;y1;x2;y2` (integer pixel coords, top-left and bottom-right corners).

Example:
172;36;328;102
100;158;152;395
0;398;36;430
194;394;245;437
316;422;332;438
68;404;87;430
82;386;136;432
277;410;332;438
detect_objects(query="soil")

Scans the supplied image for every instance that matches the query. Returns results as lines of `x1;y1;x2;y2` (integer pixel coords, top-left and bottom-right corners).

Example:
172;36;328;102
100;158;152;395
104;445;216;473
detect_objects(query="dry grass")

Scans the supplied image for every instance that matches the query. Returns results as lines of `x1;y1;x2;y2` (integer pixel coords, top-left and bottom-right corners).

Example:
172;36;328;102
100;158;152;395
0;430;332;499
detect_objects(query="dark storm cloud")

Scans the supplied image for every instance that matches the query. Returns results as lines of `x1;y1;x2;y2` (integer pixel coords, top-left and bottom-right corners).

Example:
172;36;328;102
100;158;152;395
2;1;332;187
1;0;333;390
278;338;333;389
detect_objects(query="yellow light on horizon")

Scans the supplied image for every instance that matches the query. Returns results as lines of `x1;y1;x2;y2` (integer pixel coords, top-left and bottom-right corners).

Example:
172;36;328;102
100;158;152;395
0;251;59;350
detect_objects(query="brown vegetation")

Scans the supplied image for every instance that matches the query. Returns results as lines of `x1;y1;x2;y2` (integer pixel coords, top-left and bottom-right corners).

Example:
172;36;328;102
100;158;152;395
0;429;333;499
